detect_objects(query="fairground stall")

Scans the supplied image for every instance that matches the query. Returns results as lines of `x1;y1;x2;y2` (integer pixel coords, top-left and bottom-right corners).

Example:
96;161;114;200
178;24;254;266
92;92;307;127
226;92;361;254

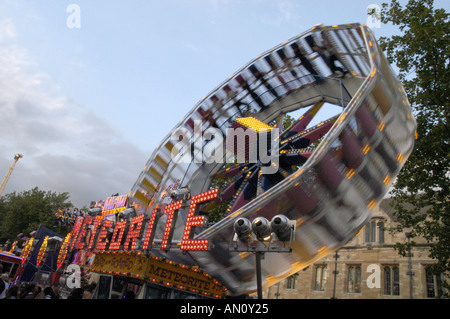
0;250;22;280
53;194;227;299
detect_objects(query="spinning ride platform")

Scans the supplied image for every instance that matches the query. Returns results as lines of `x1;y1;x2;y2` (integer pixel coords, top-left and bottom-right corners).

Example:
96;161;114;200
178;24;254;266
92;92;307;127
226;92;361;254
128;23;416;295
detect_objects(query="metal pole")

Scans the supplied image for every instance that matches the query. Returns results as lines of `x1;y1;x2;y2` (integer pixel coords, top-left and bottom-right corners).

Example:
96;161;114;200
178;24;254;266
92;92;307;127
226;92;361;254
331;250;339;299
406;233;414;299
255;252;263;299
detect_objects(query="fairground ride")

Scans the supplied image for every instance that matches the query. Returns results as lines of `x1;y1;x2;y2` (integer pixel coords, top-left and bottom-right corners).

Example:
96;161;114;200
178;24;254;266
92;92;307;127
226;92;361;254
127;23;416;296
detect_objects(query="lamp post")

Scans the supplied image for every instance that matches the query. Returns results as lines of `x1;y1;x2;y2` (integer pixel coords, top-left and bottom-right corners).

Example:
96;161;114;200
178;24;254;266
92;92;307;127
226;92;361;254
230;215;296;299
331;249;339;299
406;232;414;299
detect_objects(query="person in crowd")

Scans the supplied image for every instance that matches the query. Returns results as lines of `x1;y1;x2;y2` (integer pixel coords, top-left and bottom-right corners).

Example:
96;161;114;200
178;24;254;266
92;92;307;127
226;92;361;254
306;33;348;78
235;74;266;110
19;282;37;299
248;63;280;100
82;283;97;299
264;54;291;92
67;287;84;299
51;283;61;299
43;286;57;299
321;34;348;77
4;284;19;299
5;239;12;251
0;267;7;299
290;42;323;84
34;285;45;299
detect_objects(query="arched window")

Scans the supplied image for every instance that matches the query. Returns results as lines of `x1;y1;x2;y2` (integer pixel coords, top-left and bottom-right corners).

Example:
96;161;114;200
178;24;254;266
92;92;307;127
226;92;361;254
364;219;385;243
314;265;327;291
378;221;385;243
286;274;298;290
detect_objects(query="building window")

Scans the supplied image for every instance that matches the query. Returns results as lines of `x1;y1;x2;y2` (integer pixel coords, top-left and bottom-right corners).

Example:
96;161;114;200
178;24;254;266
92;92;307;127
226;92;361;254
347;265;361;293
383;265;400;296
378;222;385;243
425;266;443;298
314;265;328;291
286;274;298;290
365;220;385;243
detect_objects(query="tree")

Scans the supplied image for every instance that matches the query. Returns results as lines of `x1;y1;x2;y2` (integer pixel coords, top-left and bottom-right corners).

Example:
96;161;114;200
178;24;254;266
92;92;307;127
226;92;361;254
0;187;73;243
377;0;449;296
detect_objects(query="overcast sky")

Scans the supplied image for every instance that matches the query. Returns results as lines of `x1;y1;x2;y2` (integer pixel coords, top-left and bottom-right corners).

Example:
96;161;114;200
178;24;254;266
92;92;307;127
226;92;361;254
0;0;448;207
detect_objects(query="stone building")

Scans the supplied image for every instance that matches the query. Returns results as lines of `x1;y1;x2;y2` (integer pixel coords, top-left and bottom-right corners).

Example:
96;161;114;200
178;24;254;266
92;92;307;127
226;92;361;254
264;199;445;299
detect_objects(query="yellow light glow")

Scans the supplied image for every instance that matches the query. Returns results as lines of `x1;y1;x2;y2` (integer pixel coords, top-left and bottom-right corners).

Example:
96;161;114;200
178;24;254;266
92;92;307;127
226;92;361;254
363;144;371;155
235;117;273;133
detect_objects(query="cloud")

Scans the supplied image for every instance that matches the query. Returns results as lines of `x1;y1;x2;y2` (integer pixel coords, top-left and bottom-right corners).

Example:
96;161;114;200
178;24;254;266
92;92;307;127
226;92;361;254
0;17;147;207
0;18;16;40
258;0;302;26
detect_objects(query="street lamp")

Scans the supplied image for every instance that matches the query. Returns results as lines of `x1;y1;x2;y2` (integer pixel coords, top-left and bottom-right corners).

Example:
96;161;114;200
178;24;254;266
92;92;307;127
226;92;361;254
251;217;272;242
231;214;295;299
233;218;252;242
270;215;294;241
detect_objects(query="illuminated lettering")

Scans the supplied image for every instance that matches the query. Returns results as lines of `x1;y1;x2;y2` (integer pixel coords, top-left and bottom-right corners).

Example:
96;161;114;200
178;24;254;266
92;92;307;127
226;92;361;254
87;218;102;250
95;219;113;251
142;208;161;251
102;195;128;212
109;220;127;250
160;200;183;251
123;214;145;251
69;216;85;250
147;265;211;290
181;188;218;251
103;197;113;211
75;216;92;250
68;189;219;253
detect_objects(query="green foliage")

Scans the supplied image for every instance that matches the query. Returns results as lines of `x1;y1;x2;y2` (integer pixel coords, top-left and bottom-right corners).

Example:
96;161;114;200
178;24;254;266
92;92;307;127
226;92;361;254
0;187;73;242
379;0;449;296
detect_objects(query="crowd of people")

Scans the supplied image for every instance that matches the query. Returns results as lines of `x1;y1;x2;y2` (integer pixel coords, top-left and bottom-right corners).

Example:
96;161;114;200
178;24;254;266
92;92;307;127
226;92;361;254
0;264;97;300
1;280;61;299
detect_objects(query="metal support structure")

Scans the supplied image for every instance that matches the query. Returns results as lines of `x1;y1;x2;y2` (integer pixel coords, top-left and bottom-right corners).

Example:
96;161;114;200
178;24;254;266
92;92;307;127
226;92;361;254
230;219;295;299
331;250;339;299
406;232;414;299
255;251;264;299
0;154;23;197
